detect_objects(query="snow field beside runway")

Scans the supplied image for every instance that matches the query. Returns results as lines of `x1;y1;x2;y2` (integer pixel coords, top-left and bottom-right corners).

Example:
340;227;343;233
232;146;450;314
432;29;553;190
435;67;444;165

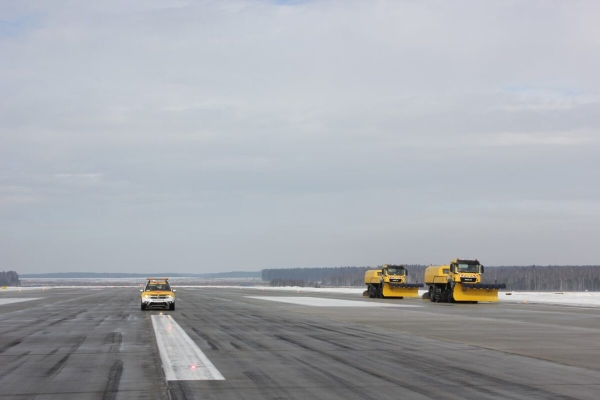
239;286;600;307
247;296;422;307
0;298;42;305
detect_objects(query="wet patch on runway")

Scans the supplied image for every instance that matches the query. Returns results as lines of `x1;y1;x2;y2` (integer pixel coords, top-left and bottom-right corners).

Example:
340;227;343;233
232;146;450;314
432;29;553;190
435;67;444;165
246;296;423;307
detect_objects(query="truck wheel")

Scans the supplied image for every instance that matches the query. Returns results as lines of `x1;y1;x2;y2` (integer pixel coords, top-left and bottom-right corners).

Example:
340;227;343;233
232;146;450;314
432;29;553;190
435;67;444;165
448;286;455;303
169;303;175;311
141;303;146;311
368;285;375;298
429;287;435;302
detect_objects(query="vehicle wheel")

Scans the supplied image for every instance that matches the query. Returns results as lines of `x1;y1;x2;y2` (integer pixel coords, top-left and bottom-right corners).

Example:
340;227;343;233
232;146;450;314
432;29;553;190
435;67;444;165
170;303;175;311
429;287;435;302
141;303;146;311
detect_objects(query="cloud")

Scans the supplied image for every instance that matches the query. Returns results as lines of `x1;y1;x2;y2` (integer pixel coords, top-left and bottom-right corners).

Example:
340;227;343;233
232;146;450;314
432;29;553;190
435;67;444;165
1;0;599;272
478;132;598;147
53;173;103;179
0;185;40;206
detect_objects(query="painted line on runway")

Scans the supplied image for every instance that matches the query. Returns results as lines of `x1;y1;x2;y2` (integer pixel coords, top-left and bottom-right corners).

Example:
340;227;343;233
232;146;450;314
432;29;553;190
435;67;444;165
246;296;422;307
151;315;225;381
0;298;42;305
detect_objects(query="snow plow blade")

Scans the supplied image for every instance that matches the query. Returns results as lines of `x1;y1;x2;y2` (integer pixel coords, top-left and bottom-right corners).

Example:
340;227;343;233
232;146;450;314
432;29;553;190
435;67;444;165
453;283;506;302
383;283;423;298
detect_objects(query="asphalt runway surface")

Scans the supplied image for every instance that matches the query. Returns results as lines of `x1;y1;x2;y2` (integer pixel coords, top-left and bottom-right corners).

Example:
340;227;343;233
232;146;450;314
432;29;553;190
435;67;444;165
1;287;600;399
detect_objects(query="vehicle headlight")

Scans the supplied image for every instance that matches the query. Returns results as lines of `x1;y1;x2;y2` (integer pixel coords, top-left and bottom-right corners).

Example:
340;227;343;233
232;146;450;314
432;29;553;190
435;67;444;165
143;295;151;298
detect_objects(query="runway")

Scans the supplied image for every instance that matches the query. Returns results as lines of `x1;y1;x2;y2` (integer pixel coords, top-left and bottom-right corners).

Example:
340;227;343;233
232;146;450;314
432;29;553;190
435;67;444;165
1;287;600;399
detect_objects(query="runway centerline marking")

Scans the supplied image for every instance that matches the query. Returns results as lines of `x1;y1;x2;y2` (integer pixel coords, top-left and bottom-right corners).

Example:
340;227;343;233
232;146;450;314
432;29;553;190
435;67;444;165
246;296;422;307
151;315;225;381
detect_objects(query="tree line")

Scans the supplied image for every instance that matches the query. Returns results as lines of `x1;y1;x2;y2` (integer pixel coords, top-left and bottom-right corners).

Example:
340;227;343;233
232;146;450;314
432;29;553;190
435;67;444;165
482;265;600;291
0;271;20;286
262;265;600;291
263;266;371;287
21;271;261;279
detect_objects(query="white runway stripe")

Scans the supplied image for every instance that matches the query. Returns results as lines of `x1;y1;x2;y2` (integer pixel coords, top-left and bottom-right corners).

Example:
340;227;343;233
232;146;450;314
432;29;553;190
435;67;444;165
151;315;225;381
247;296;422;307
0;298;42;305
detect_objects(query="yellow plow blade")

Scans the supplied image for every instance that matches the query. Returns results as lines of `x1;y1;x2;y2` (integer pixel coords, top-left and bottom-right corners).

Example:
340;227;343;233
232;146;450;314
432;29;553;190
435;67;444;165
453;283;500;302
382;284;420;298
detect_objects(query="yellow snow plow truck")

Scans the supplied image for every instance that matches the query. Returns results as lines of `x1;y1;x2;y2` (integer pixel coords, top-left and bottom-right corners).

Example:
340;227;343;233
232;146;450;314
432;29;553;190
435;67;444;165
424;259;505;303
364;264;423;298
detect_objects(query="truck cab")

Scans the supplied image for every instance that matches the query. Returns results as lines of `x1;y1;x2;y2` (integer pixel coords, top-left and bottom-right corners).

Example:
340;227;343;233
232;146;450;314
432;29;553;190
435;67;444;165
425;259;505;303
364;264;422;298
449;259;483;284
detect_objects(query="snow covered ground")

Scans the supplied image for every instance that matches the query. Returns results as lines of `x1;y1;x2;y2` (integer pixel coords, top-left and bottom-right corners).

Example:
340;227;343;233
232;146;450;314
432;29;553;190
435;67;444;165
4;285;600;308
231;286;600;308
497;291;600;307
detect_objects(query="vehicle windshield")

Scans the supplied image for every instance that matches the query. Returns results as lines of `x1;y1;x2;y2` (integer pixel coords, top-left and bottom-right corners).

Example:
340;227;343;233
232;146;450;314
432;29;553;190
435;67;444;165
457;264;479;273
386;268;406;276
146;282;171;291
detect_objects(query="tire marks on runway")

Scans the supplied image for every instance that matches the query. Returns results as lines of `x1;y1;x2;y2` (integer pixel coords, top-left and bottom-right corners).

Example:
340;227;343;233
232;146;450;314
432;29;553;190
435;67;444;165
0;358;27;381
270;323;579;400
167;381;189;400
48;310;85;326
0;339;22;354
102;359;123;400
46;354;70;378
0;288;172;399
104;332;122;353
244;370;295;399
174;292;591;400
191;327;219;351
225;329;268;351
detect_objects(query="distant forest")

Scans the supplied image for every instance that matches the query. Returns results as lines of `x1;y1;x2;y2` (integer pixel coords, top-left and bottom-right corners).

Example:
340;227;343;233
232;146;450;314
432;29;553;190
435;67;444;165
20;271;261;279
0;271;20;286
262;265;600;291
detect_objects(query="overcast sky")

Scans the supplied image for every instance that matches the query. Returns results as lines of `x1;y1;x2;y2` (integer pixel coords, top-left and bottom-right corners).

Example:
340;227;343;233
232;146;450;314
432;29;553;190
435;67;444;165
1;0;599;274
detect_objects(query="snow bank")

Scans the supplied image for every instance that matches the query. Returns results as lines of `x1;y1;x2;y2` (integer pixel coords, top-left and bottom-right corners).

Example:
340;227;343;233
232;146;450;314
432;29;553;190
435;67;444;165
499;291;600;307
230;286;600;307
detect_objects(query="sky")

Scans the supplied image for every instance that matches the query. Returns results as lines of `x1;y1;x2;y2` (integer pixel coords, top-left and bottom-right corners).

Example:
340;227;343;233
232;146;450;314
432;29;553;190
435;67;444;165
1;0;599;274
